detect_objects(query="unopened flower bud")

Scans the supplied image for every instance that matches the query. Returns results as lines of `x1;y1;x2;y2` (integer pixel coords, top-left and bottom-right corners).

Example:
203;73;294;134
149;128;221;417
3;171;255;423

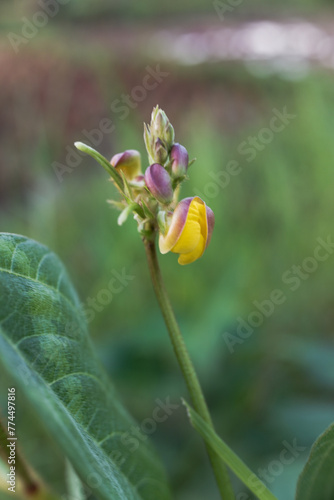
110;150;141;180
171;143;189;179
154;138;169;164
144;106;175;161
144;163;173;204
164;120;175;148
151;109;167;137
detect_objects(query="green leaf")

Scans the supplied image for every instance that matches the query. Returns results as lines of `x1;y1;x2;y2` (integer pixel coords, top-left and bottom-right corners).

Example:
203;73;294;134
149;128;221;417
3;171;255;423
74;141;124;190
0;366;68;496
0;233;171;500
183;400;278;500
295;423;334;500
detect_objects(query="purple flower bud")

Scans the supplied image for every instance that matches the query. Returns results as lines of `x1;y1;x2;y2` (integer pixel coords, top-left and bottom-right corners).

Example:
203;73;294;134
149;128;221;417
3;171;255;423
144;164;173;204
171;143;189;178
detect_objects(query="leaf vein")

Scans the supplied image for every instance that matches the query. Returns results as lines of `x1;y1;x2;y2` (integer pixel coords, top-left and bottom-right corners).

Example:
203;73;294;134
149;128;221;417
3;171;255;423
0;311;16;326
35;251;53;280
57;270;65;291
15;332;80;348
0;267;78;313
98;431;127;446
9;242;21;271
49;371;104;388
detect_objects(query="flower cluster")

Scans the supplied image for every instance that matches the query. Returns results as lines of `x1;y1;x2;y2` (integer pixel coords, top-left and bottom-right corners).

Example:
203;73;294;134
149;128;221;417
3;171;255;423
76;106;214;265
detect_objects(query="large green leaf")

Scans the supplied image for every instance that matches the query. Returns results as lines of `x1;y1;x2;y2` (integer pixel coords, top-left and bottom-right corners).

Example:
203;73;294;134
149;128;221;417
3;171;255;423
0;233;171;500
295;423;334;500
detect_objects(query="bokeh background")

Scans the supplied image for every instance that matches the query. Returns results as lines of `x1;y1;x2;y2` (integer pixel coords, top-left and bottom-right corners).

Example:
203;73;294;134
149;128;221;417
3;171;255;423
1;1;334;499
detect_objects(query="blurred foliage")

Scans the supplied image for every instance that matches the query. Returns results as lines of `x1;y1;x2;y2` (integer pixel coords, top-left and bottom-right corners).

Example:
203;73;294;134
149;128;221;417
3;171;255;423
1;3;334;499
0;0;333;23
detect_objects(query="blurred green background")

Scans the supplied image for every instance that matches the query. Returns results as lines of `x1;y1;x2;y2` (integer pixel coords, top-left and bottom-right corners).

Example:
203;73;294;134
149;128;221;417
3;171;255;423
1;1;334;499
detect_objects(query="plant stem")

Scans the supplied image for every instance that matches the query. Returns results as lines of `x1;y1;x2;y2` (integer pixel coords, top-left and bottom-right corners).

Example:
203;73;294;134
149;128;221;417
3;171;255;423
144;238;235;500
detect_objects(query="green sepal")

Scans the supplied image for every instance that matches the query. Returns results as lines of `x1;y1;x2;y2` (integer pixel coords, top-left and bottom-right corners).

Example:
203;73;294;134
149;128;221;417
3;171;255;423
141;199;156;220
119;170;134;201
107;200;126;211
157;210;167;234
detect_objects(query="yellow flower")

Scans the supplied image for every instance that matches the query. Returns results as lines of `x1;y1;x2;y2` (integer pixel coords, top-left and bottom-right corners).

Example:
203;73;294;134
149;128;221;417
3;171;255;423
159;197;214;265
110;150;141;180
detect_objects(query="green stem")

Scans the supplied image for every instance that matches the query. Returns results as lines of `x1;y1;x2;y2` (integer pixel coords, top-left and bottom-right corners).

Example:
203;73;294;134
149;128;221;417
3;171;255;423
144;238;235;500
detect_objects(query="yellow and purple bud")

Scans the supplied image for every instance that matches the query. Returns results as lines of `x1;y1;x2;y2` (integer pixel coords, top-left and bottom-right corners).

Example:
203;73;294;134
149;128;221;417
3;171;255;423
110;149;141;180
159;196;214;265
170;143;189;179
145;163;173;205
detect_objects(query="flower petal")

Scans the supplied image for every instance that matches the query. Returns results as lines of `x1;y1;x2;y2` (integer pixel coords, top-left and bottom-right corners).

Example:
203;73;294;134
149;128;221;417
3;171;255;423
205;205;215;248
176;198;208;265
159;196;213;265
178;233;206;265
171;201;202;254
159;197;193;254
